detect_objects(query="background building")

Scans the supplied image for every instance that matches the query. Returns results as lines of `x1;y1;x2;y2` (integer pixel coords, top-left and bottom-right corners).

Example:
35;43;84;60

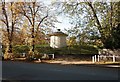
49;29;68;48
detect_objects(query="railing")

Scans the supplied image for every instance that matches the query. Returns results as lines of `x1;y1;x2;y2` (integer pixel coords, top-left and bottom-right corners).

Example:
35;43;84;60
92;55;120;63
43;54;54;59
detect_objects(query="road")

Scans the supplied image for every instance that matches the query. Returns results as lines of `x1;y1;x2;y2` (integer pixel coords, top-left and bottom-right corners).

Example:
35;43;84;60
0;60;2;81
1;61;119;80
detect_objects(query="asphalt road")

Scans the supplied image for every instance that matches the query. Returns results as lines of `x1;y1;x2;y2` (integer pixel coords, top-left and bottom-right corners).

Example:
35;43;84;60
1;61;119;80
0;60;2;81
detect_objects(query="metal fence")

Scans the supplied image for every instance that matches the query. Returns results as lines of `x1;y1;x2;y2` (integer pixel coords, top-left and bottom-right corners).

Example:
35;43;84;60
92;55;120;63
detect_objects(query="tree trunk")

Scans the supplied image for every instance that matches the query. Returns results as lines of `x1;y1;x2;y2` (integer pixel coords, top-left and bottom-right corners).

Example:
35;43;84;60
31;26;35;53
28;27;35;57
4;42;13;59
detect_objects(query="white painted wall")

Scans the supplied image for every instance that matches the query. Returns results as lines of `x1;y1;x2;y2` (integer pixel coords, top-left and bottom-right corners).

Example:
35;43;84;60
50;36;67;48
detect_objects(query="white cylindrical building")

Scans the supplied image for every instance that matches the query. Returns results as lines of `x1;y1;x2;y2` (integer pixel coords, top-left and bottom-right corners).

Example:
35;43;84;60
49;29;68;48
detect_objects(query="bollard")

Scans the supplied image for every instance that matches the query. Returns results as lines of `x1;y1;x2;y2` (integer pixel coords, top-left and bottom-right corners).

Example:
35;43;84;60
98;55;100;62
38;59;41;62
113;55;115;62
92;56;95;63
52;54;54;59
95;55;97;62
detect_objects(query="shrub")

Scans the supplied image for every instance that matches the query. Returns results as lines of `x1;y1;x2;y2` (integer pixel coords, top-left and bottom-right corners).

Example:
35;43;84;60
35;45;54;54
10;44;98;58
52;45;98;55
13;45;29;54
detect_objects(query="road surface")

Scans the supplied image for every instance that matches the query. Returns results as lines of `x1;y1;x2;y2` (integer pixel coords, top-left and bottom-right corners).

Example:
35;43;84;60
1;61;119;80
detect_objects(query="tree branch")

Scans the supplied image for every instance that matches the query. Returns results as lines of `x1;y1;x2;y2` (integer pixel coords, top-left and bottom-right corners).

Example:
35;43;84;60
35;14;48;37
37;14;48;30
1;19;7;25
19;3;33;25
87;2;102;29
2;2;10;34
35;6;40;15
86;2;105;42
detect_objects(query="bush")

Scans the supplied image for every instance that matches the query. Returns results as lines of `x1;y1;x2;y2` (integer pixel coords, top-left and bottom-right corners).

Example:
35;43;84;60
39;45;97;55
13;45;29;54
10;44;98;58
35;45;54;54
51;45;98;55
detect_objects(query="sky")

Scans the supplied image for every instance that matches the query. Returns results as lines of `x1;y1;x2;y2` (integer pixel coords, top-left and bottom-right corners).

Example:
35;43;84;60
41;0;120;32
41;0;73;32
1;0;119;32
0;0;72;32
54;15;72;31
3;0;120;2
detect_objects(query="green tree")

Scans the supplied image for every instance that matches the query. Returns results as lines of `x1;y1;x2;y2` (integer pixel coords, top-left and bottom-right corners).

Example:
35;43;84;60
53;1;120;49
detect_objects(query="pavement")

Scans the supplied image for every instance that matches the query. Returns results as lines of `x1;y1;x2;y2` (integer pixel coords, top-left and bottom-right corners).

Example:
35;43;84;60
8;57;120;68
0;61;2;81
1;61;120;80
40;60;120;68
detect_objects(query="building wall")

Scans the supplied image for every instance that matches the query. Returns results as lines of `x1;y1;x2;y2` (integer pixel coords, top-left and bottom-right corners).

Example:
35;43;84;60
50;36;67;48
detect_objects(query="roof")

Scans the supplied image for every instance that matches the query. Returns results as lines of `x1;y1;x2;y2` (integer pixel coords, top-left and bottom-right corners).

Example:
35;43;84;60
48;31;68;36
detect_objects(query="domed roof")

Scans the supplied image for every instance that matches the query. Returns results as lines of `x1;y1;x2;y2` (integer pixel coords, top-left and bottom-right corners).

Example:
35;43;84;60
49;29;68;36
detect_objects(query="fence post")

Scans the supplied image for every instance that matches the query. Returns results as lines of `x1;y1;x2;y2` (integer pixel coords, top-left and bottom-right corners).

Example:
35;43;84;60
38;59;41;62
92;56;95;63
98;55;100;62
113;55;115;62
95;55;97;62
52;54;54;59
